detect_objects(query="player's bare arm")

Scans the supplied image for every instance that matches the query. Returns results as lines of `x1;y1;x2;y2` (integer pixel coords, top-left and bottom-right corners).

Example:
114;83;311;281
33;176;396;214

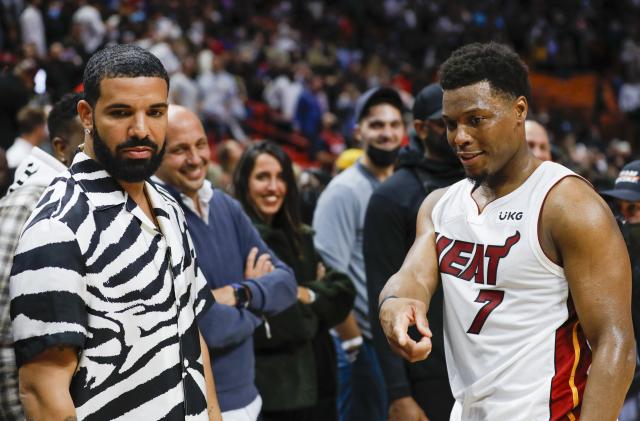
543;176;636;420
378;187;448;362
19;346;79;420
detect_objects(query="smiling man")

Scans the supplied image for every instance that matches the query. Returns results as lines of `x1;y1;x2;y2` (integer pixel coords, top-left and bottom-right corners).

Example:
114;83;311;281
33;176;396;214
155;105;296;421
378;42;635;420
313;87;405;421
10;45;221;420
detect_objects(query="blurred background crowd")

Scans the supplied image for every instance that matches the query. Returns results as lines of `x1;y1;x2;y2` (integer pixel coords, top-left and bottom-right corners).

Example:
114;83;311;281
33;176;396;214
1;0;640;195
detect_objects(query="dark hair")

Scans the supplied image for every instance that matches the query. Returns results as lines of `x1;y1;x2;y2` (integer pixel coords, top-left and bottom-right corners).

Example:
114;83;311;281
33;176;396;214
233;141;303;245
83;44;169;108
440;42;531;101
17;106;46;134
48;93;83;142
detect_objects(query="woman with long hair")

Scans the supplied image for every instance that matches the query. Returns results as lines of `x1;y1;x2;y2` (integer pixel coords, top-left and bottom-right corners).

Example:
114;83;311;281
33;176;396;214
234;141;355;421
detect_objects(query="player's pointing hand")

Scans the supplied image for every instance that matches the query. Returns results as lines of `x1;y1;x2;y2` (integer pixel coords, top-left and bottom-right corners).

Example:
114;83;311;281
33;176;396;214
379;297;432;362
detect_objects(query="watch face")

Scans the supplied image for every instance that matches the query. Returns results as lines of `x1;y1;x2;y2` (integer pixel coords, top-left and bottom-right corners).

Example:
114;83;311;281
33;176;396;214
234;284;249;308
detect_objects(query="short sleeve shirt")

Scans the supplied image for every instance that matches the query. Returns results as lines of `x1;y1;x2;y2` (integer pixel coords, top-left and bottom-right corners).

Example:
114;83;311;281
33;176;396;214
10;152;214;420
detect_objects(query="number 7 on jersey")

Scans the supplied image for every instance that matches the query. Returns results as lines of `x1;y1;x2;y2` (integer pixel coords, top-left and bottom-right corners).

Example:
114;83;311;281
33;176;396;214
467;290;505;334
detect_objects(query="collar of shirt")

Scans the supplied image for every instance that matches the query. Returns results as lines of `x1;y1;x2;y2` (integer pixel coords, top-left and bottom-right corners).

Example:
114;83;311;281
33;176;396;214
68;152;183;254
180;179;213;224
150;176;213;224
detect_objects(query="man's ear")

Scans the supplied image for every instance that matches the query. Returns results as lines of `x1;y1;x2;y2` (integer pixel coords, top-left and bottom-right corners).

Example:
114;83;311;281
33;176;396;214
51;137;68;162
515;96;528;124
353;124;362;146
77;100;94;130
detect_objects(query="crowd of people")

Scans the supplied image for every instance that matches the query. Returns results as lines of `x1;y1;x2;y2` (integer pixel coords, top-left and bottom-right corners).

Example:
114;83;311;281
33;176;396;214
0;2;640;421
1;0;640;180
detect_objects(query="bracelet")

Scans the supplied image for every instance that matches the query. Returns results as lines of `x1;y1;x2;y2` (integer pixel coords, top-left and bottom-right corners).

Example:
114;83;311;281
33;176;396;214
378;295;399;312
341;335;363;350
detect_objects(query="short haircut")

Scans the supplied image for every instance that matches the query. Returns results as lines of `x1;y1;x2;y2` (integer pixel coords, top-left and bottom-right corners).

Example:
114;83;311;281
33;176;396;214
17;106;46;134
48;92;83;141
83;44;169;108
440;42;531;101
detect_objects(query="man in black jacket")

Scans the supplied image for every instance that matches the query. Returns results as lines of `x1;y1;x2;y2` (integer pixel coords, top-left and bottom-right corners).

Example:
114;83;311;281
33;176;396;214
364;84;464;421
600;161;640;420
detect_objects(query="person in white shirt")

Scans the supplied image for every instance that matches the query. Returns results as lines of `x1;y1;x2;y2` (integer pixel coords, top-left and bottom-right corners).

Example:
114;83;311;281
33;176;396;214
19;0;46;58
6;106;46;168
71;0;105;54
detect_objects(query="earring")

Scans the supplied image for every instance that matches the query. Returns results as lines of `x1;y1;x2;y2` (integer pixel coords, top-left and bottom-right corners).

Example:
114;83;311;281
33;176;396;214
85;128;91;134
60;157;67;164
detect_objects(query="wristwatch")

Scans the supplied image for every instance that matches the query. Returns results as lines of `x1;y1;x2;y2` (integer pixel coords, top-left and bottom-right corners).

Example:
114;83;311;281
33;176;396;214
231;283;251;308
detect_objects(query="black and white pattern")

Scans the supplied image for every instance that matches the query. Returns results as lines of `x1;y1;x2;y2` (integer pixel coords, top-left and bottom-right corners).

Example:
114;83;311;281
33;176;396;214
10;151;214;420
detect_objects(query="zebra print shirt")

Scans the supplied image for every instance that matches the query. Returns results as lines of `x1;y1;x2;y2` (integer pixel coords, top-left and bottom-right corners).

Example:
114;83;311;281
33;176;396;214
10;151;215;420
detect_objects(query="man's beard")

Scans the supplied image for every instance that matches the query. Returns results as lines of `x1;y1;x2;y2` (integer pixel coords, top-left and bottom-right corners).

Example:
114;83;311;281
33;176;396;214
468;173;488;189
92;121;166;183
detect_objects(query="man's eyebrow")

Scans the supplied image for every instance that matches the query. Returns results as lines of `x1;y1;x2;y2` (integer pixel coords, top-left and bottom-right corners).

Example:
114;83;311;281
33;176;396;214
103;102;168;110
149;103;169;109
443;107;490;119
103;103;132;110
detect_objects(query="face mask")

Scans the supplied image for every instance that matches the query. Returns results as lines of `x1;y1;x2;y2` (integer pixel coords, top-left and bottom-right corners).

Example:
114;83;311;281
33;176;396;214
366;144;400;167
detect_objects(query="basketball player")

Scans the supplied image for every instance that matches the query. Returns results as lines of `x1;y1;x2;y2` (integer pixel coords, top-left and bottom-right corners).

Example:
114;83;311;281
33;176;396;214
378;42;635;420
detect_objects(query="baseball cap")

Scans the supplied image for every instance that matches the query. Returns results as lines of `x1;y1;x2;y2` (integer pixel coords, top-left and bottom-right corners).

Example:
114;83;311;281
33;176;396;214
412;83;443;121
601;160;640;202
353;87;404;125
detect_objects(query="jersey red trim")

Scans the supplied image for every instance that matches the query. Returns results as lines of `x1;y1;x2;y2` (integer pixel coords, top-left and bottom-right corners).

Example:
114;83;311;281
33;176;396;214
549;298;591;420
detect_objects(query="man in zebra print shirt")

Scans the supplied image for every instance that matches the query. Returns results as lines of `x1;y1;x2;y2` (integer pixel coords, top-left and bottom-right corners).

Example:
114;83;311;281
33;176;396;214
10;45;222;420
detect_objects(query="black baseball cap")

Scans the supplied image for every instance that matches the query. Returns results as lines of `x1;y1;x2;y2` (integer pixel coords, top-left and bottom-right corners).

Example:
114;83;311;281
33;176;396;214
601;160;640;202
354;87;404;125
412;83;443;121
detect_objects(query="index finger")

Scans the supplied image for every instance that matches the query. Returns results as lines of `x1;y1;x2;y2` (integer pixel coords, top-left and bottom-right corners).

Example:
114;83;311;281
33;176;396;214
245;247;258;270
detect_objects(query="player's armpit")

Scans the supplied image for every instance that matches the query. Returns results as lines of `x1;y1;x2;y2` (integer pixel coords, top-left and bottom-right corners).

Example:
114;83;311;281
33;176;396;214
19;346;79;421
543;176;636;421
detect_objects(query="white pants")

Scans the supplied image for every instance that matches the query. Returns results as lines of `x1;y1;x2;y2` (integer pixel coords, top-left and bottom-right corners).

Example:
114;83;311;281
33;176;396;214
221;395;262;421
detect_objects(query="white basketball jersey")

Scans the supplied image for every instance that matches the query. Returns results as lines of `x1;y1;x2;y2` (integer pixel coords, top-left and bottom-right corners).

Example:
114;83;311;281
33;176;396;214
431;162;591;421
